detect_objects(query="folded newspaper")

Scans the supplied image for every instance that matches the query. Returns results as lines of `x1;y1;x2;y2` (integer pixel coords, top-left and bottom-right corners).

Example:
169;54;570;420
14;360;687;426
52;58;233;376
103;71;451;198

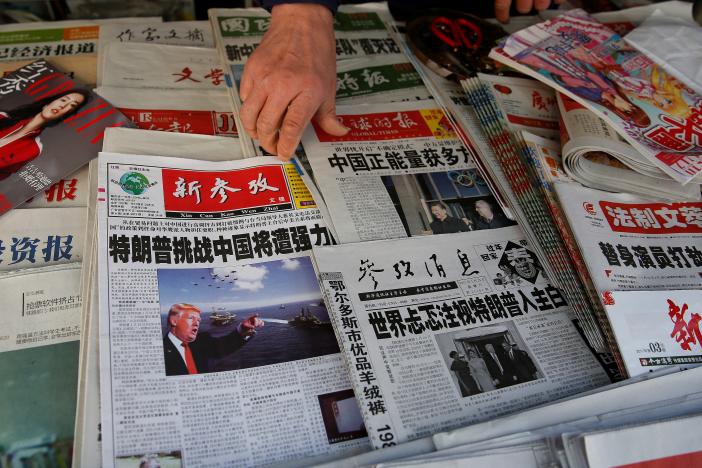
314;227;611;448
97;152;371;466
490;9;702;185
557;92;700;201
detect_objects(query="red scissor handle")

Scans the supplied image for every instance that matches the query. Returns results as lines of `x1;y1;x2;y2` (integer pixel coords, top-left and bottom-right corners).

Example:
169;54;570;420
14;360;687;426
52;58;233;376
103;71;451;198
430;16;483;50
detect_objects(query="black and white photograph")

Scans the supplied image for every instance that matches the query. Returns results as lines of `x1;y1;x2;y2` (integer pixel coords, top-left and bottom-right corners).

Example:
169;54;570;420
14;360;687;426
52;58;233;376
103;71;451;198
317;389;368;444
157;257;339;376
436;321;542;397
381;169;515;237
496;240;545;285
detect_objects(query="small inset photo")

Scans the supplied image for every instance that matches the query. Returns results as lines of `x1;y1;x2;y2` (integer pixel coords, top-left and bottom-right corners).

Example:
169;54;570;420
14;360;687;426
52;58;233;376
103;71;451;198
381;171;514;236
435;321;542;398
493;240;545;287
115;450;182;468
317;389;368;444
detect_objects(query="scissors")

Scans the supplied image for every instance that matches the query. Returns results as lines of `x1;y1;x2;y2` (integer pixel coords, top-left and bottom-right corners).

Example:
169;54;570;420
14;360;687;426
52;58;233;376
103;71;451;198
430;16;484;52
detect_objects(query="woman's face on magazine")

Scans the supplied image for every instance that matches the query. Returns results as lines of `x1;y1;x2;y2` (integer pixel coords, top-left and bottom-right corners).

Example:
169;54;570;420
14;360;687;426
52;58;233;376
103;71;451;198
41;92;84;121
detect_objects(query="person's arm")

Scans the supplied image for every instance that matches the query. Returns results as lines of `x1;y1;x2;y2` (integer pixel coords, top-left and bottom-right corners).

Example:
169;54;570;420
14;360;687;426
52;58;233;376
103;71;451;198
240;2;348;159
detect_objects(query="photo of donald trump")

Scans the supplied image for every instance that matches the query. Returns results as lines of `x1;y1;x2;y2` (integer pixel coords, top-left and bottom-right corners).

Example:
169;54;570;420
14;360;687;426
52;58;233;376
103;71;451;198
163;303;264;376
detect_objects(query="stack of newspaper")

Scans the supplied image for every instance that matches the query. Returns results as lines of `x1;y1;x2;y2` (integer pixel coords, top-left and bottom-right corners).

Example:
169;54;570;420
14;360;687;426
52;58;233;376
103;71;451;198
455;6;702;377
2;2;702;467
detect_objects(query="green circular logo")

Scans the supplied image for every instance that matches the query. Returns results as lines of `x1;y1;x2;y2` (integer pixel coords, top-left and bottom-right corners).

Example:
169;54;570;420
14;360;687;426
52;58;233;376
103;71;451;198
119;172;150;195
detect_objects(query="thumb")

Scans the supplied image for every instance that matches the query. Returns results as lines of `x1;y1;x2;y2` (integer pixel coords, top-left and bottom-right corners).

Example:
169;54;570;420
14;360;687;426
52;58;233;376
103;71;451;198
314;99;348;136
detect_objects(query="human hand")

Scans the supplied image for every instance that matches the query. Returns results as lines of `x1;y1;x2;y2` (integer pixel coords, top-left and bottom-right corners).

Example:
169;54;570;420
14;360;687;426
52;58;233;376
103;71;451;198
494;0;560;23
239;3;348;160
238;314;264;337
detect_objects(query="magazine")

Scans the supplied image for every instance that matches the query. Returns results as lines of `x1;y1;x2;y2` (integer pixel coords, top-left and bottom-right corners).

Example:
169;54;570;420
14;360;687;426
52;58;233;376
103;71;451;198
0;264;82;468
314;227;611;448
97;152;370;466
300;99;497;244
22;164;89;208
0;56;98;87
0;60;130;215
602;289;702;376
490;9;702;185
96;86;238;137
557;92;700;201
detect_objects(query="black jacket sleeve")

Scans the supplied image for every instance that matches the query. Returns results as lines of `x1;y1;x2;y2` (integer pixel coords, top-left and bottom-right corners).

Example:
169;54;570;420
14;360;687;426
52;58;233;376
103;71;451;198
260;0;340;14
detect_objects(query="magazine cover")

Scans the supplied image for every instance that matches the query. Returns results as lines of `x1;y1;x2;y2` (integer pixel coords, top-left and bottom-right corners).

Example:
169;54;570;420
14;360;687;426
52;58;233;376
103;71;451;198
0;59;130;215
490;10;702;185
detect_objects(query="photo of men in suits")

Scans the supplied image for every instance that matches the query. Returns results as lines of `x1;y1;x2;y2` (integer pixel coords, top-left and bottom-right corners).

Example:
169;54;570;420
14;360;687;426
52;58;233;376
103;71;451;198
163;303;264;376
482;341;537;388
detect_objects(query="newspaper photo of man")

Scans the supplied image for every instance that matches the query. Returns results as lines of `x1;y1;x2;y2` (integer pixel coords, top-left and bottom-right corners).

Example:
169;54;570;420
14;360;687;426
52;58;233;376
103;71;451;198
473;199;512;230
449;350;481;397
158;258;340;376
437;322;542;396
429;201;473;234
163;303;263;376
497;241;544;284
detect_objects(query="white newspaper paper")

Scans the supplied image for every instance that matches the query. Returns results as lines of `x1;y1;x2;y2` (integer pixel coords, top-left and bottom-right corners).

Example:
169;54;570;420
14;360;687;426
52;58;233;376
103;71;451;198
97;21;214;85
478;73;560;140
625;9;702;97
603;289;702;376
583;413;702;468
0;207;85;271
99;42;225;90
314;227;610;448
554;182;702;293
97;152;369;466
101;127;244;161
301;100;500;244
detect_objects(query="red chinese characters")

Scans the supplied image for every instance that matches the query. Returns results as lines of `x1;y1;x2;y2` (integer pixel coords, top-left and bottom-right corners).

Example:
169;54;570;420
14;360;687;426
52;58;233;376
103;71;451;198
162;165;291;214
313;110;434;142
120;109;237;136
668;299;702;352
599;200;702;234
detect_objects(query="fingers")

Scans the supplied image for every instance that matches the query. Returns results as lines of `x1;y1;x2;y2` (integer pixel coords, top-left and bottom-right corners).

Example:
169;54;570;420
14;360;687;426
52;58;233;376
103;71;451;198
256;91;297;155
494;0;512;23
276;95;320;160
240;85;268;140
314;98;348;136
534;0;551;10
515;0;533;14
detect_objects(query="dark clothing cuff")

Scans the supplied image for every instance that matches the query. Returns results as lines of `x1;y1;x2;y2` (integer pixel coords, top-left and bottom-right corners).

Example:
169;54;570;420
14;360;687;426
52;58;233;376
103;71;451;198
260;0;340;14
